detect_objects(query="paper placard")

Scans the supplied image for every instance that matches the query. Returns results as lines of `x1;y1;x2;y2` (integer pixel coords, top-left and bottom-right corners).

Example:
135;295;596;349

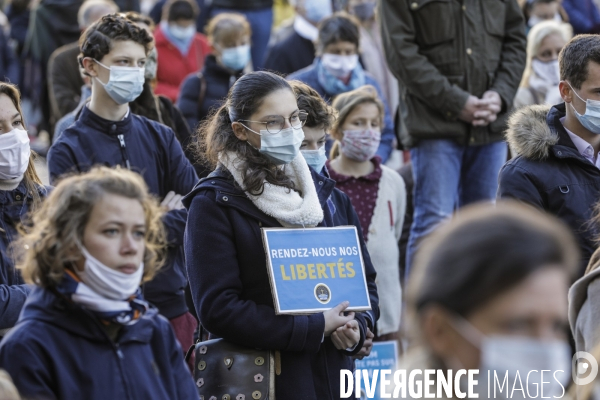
354;341;400;400
262;226;371;314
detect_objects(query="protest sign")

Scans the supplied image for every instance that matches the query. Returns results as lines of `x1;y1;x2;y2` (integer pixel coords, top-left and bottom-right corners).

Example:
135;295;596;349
262;226;371;314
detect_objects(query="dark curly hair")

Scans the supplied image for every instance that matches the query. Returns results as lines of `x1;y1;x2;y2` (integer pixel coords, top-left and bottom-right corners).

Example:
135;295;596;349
78;13;154;72
195;71;297;196
123;11;156;31
288;80;336;131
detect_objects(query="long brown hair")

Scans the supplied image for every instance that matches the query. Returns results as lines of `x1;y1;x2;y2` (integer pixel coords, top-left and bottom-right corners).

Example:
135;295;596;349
0;82;43;209
195;71;297;195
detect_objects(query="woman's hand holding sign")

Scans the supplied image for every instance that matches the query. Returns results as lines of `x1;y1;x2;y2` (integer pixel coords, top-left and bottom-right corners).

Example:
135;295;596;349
331;320;360;351
324;301;355;336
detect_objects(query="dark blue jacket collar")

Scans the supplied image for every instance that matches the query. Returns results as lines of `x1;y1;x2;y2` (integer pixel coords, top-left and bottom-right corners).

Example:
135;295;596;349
547;103;597;163
19;287;157;344
77;105;133;136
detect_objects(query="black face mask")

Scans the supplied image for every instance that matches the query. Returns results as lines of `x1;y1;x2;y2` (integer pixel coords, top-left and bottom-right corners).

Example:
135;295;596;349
352;2;376;21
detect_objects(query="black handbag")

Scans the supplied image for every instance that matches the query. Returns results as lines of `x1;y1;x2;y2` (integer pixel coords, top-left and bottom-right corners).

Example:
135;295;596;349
185;335;276;400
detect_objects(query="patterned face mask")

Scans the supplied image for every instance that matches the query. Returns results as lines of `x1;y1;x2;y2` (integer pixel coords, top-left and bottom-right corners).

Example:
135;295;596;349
340;129;381;162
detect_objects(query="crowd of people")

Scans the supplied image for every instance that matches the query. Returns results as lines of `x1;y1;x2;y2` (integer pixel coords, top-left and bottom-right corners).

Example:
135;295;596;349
0;0;600;398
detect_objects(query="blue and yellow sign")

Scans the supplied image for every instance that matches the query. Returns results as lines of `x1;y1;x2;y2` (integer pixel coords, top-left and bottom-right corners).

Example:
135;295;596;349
262;226;372;314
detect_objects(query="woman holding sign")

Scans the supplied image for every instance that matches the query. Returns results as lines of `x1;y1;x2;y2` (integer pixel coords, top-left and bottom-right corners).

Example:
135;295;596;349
184;71;379;399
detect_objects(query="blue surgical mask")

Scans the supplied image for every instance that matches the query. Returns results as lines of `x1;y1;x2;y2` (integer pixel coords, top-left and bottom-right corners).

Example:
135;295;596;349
304;0;332;23
94;59;145;105
221;44;251;71
244;125;305;165
301;146;327;173
568;81;600;135
169;23;196;41
353;2;376;21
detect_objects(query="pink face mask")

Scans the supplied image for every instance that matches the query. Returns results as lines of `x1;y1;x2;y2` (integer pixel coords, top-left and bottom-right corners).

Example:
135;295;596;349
340;129;381;162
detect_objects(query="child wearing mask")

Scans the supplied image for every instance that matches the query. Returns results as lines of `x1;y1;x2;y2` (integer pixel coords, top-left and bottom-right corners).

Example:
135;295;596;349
0;82;49;335
327;85;406;341
177;12;251;133
0;167;198;400
514;20;572;109
155;0;210;102
47;14;199;361
288;12;395;164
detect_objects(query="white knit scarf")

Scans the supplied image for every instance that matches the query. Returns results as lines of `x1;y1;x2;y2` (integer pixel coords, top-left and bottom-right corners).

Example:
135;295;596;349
219;151;324;228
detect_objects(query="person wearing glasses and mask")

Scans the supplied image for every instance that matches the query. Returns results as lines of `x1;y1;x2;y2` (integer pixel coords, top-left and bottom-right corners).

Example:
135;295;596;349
184;71;379;399
47;14;199;361
0;82;49;336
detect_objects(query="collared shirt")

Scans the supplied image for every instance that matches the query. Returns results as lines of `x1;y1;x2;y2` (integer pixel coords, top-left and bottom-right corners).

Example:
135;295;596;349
561;117;600;169
294;15;319;42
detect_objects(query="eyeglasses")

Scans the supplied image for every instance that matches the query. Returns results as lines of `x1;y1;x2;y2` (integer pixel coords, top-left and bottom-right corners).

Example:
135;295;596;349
238;110;308;134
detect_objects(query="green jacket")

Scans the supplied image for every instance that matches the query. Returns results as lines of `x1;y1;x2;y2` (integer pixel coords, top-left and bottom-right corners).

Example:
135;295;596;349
380;0;527;148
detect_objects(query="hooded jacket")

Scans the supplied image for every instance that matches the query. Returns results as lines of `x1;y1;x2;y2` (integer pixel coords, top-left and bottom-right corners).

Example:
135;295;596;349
183;166;379;399
0;287;198;400
498;103;600;273
47;106;199;319
0;182;49;331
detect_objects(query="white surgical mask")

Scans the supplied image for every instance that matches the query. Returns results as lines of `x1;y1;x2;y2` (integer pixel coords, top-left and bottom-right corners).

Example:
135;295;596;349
169;23;196;41
244;125;305;165
532;58;560;86
321;54;359;79
0;128;30;180
450;315;571;399
94;59;145;105
77;246;144;301
568;81;600;135
301;145;327;172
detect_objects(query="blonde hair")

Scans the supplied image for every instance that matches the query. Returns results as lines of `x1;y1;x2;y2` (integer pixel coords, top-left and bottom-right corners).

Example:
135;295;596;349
0;82;44;210
205;12;251;47
15;167;167;288
520;20;572;88
329;85;384;159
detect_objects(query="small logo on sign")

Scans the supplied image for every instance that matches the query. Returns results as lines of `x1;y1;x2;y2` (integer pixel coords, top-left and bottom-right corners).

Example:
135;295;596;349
314;283;331;304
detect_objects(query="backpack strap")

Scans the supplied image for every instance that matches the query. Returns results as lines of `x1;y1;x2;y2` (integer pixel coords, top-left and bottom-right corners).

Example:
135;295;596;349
196;72;207;121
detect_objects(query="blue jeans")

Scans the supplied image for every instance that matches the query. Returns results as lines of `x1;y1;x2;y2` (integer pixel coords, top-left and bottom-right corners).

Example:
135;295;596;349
406;139;507;277
211;7;273;70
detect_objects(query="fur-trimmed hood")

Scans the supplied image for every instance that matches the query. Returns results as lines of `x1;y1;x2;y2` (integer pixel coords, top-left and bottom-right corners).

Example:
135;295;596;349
506;104;559;160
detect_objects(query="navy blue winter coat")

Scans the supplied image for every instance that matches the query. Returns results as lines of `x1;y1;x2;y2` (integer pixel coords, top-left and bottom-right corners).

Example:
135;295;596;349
177;54;243;132
183;165;379;399
47;107;199;319
0;181;49;331
0;287;198;399
498;103;600;275
288;60;395;163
